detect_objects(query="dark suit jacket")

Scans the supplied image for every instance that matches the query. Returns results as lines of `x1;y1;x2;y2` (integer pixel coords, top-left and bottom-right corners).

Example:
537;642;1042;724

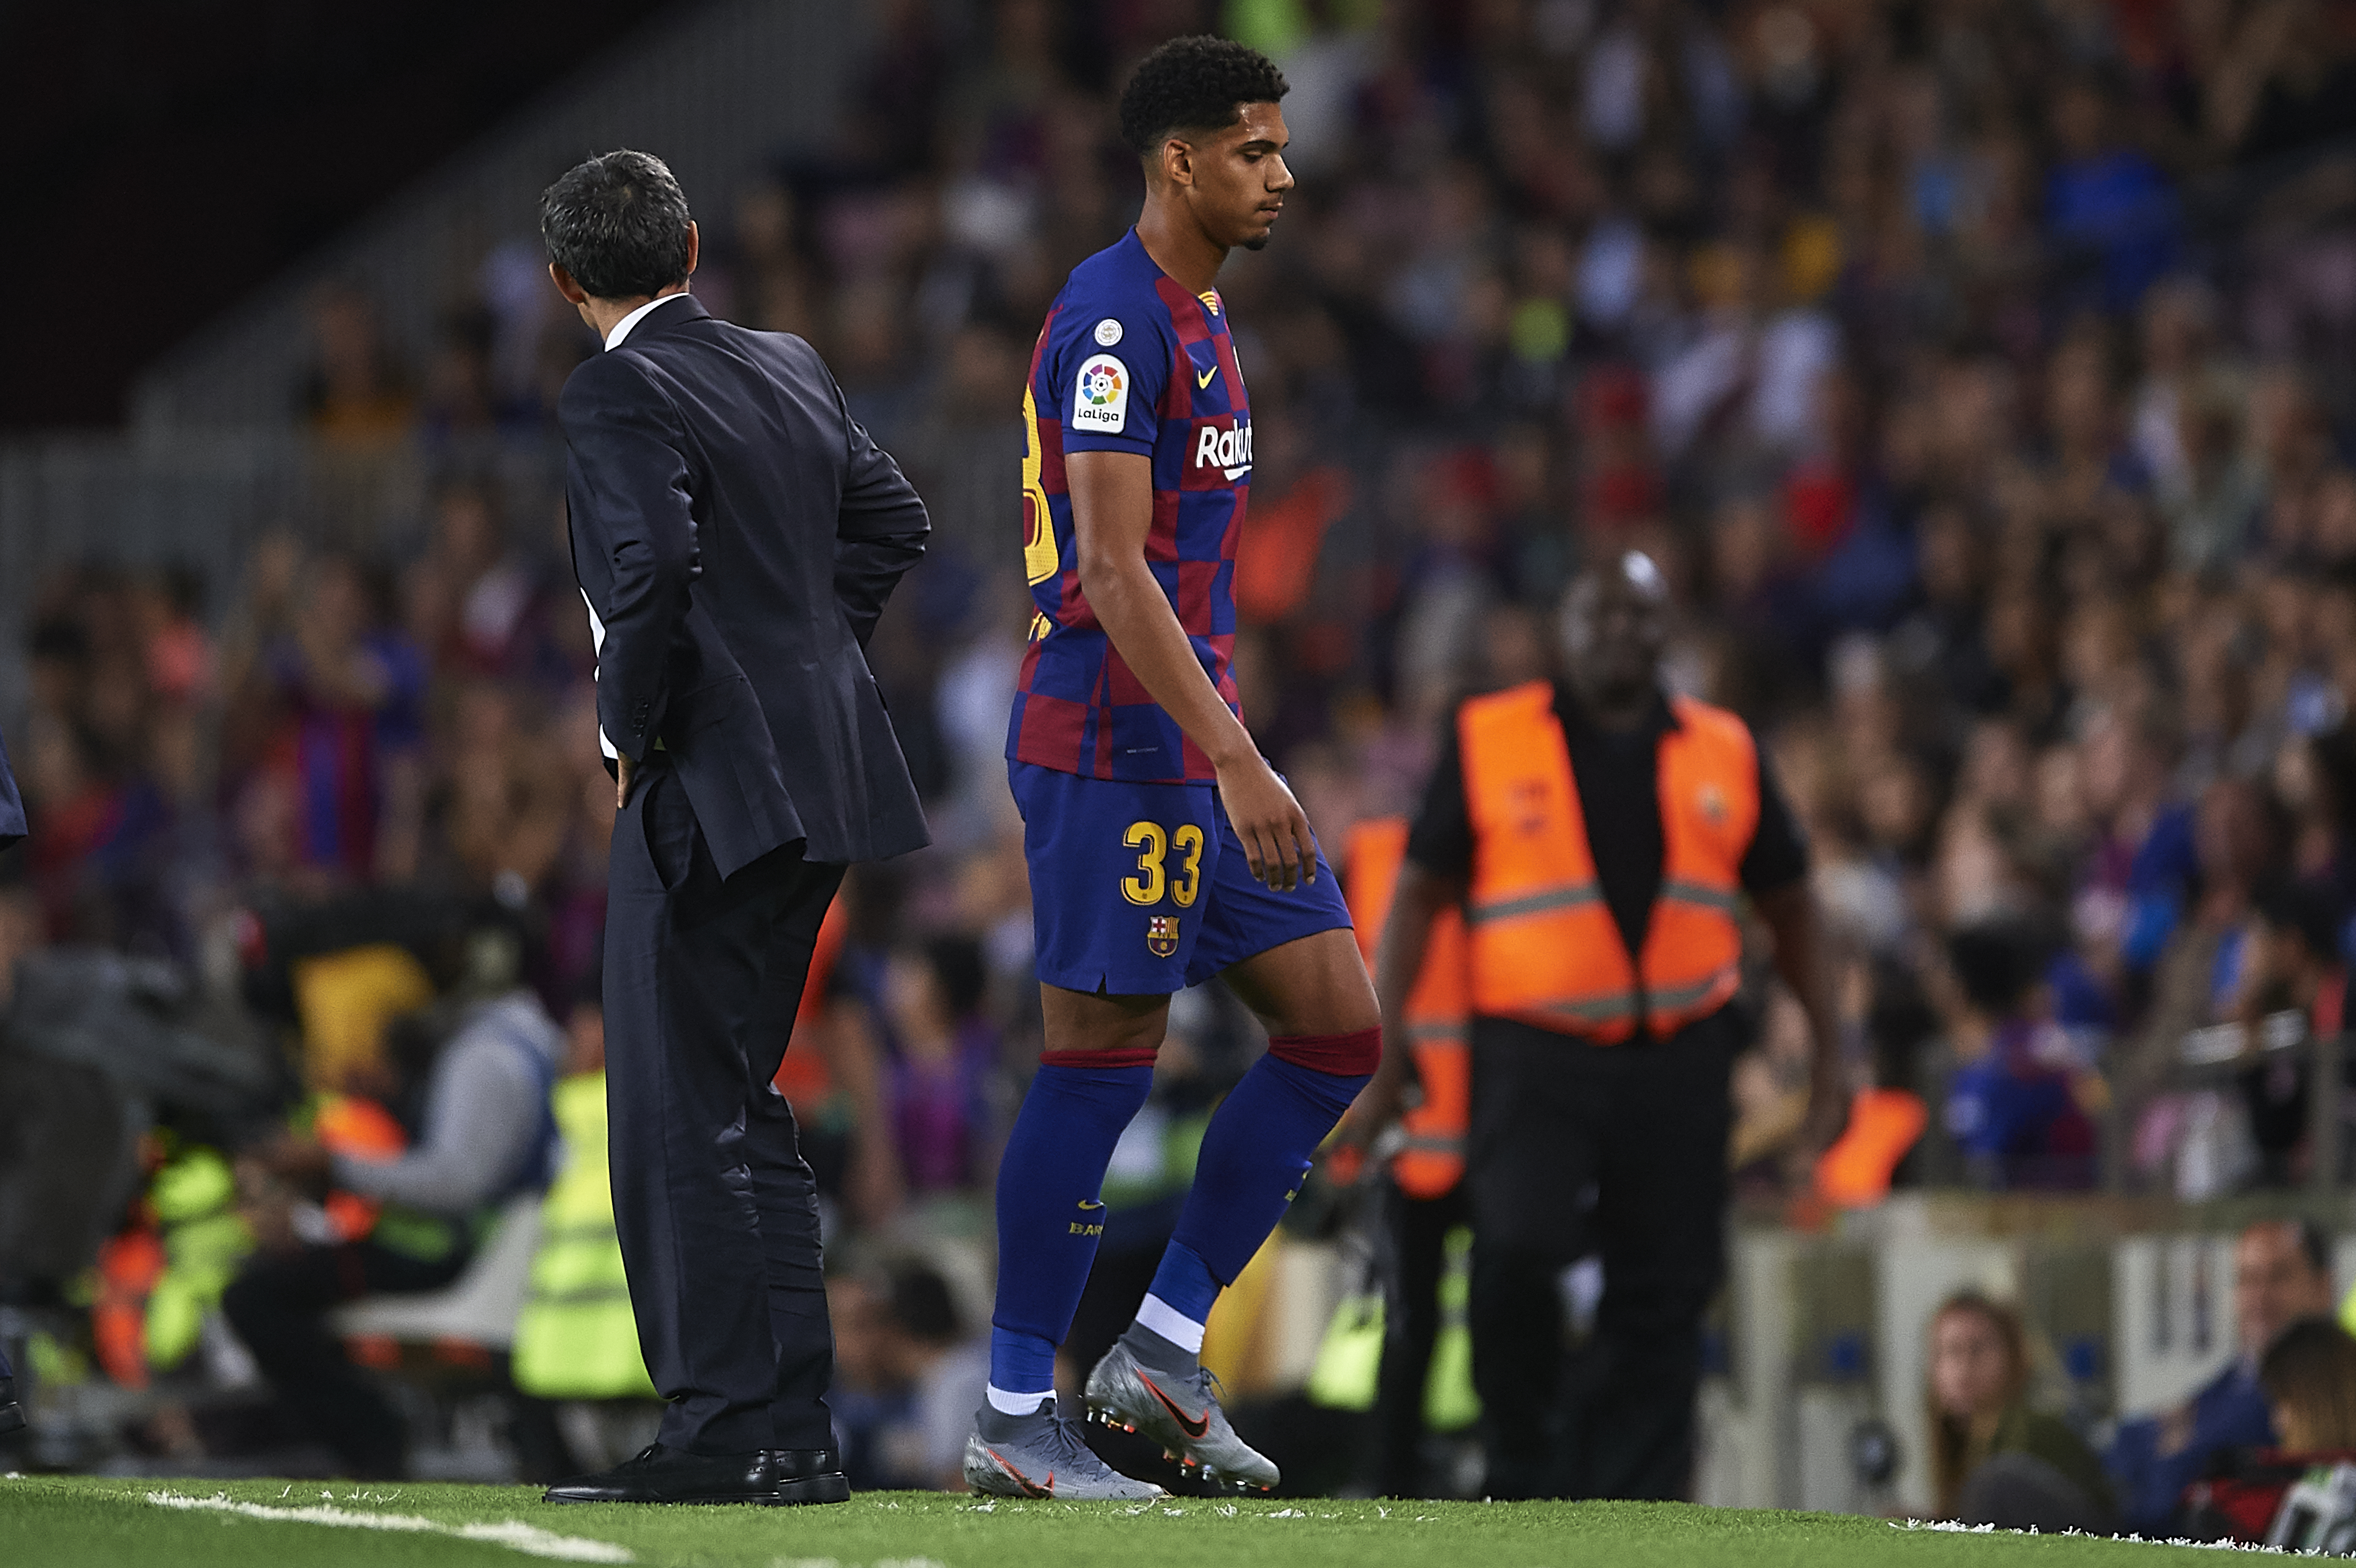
561;294;930;875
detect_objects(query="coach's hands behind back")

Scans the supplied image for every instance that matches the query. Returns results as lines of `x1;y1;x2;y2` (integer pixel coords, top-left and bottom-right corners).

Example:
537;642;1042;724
1216;751;1317;891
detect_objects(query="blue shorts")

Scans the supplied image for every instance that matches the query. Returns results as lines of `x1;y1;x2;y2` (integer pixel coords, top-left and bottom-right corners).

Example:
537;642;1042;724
1010;761;1353;996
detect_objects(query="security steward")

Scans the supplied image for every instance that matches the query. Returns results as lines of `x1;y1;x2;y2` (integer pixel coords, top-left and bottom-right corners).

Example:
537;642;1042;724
1339;816;1473;1497
1342;551;1842;1501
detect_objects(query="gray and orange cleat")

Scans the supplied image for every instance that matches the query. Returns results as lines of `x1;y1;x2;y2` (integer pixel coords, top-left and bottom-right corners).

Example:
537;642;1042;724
1084;1339;1279;1493
963;1396;1166;1500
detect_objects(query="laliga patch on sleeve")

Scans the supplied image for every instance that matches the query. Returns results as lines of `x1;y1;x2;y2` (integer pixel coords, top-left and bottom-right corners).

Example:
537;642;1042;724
1071;353;1130;433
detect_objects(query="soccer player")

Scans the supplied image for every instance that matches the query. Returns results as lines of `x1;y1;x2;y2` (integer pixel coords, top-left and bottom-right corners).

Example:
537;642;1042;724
963;37;1381;1500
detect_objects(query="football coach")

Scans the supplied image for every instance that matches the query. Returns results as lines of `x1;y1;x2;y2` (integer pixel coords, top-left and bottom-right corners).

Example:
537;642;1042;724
537;150;930;1506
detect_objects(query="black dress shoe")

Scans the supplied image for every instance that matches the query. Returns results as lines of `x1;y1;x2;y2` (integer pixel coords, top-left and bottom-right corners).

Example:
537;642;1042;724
543;1443;780;1505
768;1448;851;1505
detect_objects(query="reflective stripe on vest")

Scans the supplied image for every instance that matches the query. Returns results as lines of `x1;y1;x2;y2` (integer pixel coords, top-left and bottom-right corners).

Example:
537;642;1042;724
1468;883;1604;924
1459;683;1757;1043
1342;818;1471;1199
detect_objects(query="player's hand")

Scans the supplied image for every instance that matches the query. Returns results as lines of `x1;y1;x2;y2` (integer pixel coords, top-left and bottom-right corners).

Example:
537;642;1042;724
616;752;637;811
1214;752;1317;891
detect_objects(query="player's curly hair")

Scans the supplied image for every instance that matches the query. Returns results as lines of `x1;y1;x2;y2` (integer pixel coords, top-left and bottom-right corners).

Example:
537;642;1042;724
1116;35;1289;158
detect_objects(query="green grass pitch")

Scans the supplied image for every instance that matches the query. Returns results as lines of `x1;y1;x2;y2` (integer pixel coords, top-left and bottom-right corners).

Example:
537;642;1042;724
0;1475;2272;1566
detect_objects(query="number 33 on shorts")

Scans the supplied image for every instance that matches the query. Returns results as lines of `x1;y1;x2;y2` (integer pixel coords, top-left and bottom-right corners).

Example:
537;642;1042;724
1120;820;1204;908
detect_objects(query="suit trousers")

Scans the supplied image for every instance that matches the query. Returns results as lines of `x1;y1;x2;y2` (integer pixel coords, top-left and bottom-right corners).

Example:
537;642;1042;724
605;755;845;1454
1465;1011;1735;1502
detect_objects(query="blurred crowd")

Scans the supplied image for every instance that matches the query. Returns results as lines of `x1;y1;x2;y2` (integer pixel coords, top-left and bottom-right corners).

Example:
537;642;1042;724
9;0;2356;1492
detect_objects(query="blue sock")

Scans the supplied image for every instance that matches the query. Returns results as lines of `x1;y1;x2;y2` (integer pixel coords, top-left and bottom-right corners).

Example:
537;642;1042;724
1146;1052;1370;1335
987;1058;1155;1396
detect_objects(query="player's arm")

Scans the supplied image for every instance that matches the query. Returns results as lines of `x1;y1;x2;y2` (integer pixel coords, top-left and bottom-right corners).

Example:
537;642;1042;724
1066;448;1316;889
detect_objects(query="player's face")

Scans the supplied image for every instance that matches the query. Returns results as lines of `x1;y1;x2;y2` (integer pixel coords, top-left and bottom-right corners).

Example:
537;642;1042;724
1187;103;1293;252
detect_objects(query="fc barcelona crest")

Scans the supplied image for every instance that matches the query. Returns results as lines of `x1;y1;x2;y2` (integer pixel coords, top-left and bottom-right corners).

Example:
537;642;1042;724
1146;915;1181;958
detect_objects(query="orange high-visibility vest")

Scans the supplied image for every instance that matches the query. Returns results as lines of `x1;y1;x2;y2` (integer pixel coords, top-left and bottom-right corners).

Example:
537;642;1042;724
1343;818;1470;1199
1459;683;1757;1043
773;895;847;1108
1815;1087;1928;1207
314;1093;408;1242
92;1224;166;1389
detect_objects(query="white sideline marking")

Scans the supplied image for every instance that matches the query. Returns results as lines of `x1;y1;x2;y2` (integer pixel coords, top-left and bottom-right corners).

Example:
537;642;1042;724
144;1489;635;1562
1893;1519;2297;1552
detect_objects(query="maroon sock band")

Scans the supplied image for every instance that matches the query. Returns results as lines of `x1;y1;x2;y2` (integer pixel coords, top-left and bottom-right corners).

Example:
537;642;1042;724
1040;1046;1160;1070
1267;1028;1381;1076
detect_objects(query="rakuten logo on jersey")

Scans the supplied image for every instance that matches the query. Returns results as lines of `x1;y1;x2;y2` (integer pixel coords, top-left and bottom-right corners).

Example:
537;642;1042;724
1187;416;1253;486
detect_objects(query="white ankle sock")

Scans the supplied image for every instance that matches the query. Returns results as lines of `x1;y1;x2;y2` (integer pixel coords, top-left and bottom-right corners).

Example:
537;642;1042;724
985;1384;1054;1416
1134;1293;1207;1354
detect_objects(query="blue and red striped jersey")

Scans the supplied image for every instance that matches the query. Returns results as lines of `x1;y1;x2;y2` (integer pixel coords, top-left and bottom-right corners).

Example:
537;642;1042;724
1006;228;1250;783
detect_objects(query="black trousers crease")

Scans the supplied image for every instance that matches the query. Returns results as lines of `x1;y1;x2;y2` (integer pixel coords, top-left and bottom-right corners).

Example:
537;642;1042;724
605;757;845;1454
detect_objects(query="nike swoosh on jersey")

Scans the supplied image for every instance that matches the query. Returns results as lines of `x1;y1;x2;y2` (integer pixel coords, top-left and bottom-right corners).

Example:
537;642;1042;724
1195;365;1217;390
